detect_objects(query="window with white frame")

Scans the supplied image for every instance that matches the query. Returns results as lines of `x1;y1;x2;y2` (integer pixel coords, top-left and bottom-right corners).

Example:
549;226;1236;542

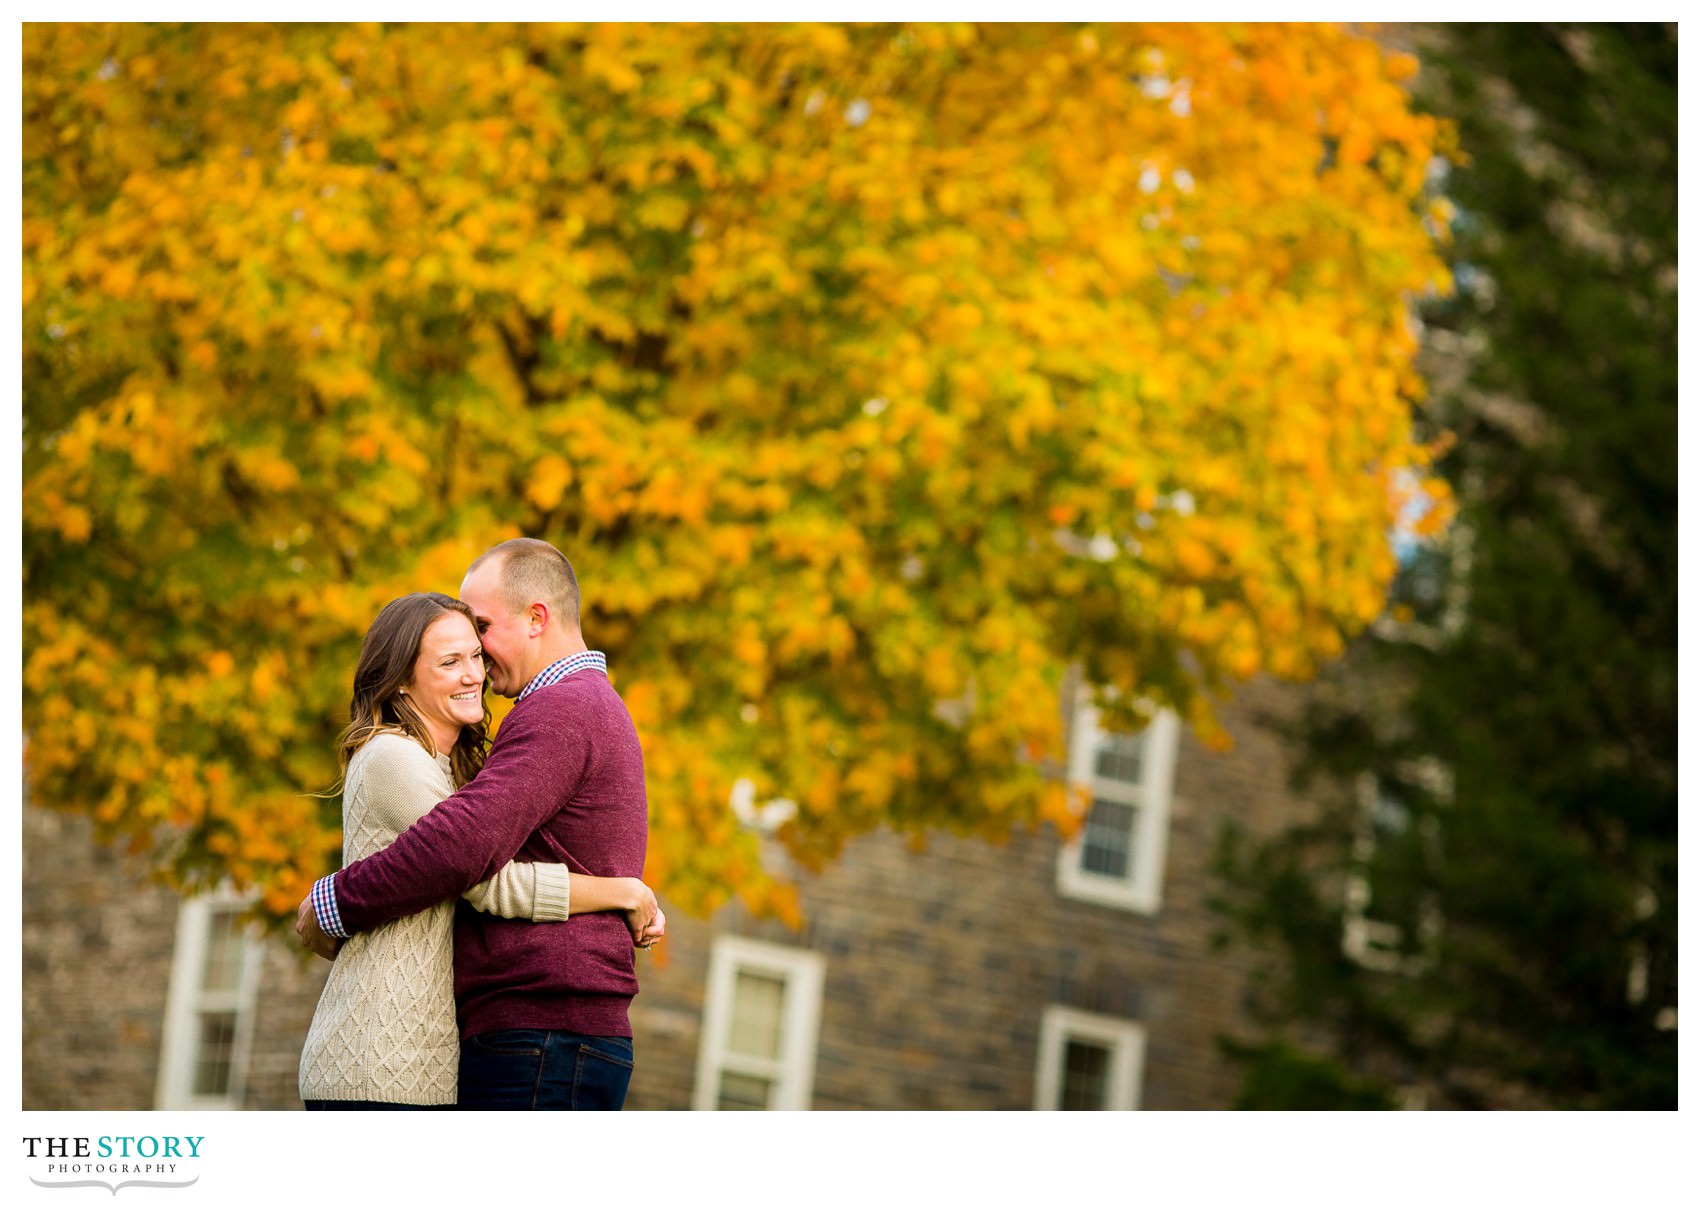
155;891;263;1109
1056;687;1180;914
1342;762;1447;975
693;936;825;1111
1035;1006;1146;1110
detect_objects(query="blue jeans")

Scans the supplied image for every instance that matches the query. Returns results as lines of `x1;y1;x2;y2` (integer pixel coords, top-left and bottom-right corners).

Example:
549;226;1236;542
457;1029;634;1110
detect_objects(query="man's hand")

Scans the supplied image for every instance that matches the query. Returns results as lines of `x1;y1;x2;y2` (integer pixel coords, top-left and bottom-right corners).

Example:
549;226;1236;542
296;894;342;960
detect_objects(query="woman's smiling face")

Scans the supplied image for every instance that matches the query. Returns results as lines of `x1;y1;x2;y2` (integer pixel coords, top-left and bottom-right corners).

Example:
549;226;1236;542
402;611;486;753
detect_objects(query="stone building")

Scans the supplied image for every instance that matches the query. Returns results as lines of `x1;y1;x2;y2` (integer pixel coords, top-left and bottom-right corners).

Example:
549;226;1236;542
22;675;1322;1111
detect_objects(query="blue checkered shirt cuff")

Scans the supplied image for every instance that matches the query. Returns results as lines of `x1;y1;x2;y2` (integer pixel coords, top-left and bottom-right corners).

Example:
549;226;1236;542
311;874;351;939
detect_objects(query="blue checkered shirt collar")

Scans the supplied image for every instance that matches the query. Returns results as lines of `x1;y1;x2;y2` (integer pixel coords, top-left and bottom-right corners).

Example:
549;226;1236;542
517;650;607;702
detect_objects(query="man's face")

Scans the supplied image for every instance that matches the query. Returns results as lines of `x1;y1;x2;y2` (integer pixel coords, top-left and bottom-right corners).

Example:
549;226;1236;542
459;560;532;699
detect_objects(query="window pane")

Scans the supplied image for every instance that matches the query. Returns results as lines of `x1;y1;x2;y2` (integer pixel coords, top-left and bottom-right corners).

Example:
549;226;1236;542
1081;798;1136;879
191;1012;236;1097
1060;1039;1112;1110
727;970;786;1060
717;1070;774;1111
200;909;246;994
1361;779;1428;950
1094;729;1146;785
1389;542;1449;626
1369;782;1412;838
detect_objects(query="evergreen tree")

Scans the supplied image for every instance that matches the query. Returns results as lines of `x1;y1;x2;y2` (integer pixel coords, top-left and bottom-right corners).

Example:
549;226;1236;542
1213;23;1676;1110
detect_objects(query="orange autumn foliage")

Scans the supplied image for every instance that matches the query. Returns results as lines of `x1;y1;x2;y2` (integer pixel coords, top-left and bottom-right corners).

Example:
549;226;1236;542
24;22;1452;924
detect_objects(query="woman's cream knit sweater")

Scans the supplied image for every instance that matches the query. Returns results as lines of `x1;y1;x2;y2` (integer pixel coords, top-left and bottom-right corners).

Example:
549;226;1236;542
298;732;572;1106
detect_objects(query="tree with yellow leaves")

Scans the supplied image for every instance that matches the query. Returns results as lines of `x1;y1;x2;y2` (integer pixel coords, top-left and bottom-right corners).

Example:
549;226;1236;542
24;22;1451;924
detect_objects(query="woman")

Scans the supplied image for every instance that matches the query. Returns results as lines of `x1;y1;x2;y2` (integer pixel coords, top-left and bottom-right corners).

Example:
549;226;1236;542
299;592;657;1109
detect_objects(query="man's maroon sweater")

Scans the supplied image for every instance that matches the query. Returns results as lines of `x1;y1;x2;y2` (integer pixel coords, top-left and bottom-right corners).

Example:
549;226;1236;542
332;669;648;1039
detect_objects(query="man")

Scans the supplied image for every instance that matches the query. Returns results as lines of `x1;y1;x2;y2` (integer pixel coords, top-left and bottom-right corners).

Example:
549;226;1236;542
297;538;661;1110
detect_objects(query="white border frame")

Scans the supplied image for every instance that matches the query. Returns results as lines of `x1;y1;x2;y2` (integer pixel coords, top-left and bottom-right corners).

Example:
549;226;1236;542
154;890;264;1110
1056;688;1180;914
1034;1005;1146;1110
693;935;825;1111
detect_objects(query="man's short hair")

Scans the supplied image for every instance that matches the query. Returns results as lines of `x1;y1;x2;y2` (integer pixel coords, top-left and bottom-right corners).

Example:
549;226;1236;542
469;538;581;628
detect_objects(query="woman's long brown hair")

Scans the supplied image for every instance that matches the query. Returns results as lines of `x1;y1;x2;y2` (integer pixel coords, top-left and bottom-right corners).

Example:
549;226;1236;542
337;592;490;789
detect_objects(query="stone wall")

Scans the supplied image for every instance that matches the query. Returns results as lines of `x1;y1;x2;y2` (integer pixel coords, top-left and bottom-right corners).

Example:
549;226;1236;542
23;804;180;1110
21;801;329;1110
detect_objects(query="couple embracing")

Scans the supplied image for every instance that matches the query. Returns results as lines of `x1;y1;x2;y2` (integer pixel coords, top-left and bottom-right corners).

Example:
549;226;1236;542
295;537;665;1111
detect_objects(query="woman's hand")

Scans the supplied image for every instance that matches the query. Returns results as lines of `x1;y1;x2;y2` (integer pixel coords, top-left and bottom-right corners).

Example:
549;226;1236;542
633;904;666;951
623;877;666;949
566;873;667;948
